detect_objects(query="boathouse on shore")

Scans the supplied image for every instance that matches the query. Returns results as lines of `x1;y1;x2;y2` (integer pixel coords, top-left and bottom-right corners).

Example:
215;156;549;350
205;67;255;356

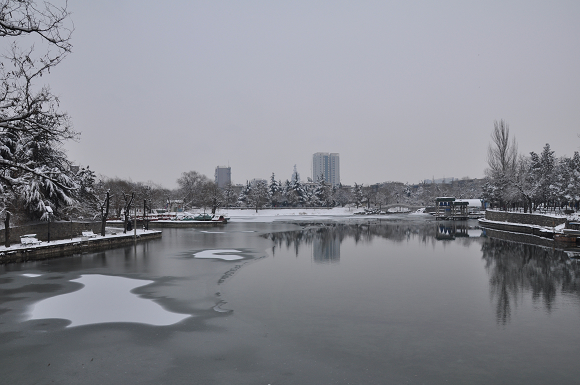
435;197;469;220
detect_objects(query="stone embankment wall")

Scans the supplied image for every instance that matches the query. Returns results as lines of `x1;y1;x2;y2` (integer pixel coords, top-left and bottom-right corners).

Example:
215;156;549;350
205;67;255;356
485;210;567;227
0;221;102;245
483;228;555;248
0;231;162;265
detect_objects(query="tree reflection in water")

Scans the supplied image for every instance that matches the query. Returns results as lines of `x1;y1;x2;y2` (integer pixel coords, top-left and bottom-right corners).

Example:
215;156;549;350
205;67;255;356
262;222;447;264
263;221;580;325
482;239;580;324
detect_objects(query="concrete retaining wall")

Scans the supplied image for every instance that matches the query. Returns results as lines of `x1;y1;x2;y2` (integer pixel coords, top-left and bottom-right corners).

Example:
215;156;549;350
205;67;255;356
484;210;567;227
483;228;555;248
0;221;102;245
0;231;162;265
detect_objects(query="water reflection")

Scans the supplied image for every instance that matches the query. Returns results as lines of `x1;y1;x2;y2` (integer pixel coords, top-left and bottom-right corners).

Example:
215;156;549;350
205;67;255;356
313;232;340;263
435;222;482;239
481;239;580;324
264;222;482;264
264;222;580;325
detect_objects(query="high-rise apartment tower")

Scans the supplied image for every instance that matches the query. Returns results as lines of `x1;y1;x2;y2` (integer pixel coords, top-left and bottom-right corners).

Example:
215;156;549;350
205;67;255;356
215;166;231;188
312;153;340;186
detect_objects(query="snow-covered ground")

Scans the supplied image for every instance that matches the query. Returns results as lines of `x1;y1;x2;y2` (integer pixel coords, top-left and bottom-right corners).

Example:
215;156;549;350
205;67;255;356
220;207;359;222
214;207;430;222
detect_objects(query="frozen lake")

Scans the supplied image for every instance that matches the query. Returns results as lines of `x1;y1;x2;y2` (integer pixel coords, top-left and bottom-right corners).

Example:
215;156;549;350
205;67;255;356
1;218;579;384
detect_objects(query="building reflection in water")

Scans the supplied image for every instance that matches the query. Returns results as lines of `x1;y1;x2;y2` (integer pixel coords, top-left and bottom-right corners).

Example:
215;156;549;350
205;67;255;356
264;222;463;264
312;231;340;264
263;221;580;324
264;222;482;265
436;222;482;240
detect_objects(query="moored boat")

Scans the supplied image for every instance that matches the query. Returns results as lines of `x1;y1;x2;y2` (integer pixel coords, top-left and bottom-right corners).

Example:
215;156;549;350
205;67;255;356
211;214;229;223
193;213;213;221
554;233;577;245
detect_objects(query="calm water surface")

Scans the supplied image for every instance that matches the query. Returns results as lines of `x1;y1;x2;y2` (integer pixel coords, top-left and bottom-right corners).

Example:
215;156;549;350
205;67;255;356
1;218;579;384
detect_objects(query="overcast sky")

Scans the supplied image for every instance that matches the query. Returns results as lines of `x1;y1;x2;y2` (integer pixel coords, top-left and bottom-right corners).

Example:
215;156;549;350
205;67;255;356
49;1;580;188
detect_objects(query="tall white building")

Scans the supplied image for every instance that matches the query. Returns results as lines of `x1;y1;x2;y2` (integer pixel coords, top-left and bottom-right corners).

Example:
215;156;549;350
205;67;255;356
312;153;340;187
215;166;231;188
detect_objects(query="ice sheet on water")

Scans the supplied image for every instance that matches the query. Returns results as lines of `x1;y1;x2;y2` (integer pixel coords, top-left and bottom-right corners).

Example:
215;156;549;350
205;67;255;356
28;275;190;327
194;249;244;260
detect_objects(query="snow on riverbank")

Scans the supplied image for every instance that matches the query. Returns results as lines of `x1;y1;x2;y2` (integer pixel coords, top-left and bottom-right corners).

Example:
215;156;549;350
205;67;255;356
0;229;160;253
221;207;361;222
146;207;428;223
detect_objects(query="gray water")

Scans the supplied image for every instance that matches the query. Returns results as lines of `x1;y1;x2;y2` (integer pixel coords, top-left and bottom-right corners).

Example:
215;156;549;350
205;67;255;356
1;219;579;384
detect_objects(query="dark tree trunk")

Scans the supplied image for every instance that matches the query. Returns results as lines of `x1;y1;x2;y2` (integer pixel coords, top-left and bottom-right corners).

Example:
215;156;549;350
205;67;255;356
4;212;10;248
122;192;135;234
101;191;110;236
143;199;148;230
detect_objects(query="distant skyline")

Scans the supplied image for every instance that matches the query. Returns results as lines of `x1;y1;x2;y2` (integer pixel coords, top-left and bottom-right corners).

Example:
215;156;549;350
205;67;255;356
46;1;579;188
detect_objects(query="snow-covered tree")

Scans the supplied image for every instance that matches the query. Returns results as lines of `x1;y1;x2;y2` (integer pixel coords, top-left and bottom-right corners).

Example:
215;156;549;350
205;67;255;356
1;0;77;219
313;175;333;207
292;178;307;206
223;182;235;208
333;184;352;207
268;173;282;207
538;143;556;208
484;120;519;209
200;181;223;214
247;179;269;212
563;152;580;208
238;181;251;207
61;166;98;219
177;170;211;209
352;183;364;208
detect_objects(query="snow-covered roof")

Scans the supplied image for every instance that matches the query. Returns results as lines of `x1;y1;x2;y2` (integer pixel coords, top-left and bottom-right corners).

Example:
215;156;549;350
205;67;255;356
455;199;482;207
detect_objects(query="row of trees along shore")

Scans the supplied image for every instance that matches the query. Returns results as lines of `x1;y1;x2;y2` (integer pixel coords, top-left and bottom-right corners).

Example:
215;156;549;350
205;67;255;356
484;120;580;213
174;171;483;214
79;171;484;221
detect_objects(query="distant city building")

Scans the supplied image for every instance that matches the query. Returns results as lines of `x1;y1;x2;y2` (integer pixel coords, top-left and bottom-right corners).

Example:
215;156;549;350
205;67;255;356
215;166;231;188
312;152;340;187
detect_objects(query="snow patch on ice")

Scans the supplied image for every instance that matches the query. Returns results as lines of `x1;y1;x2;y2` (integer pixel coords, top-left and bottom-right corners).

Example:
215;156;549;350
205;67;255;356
194;249;244;260
28;275;190;327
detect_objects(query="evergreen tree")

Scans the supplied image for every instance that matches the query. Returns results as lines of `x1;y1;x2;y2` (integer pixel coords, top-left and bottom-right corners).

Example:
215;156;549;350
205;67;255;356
269;173;282;207
313;175;332;207
353;183;363;208
247;180;269;212
238;181;251;207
